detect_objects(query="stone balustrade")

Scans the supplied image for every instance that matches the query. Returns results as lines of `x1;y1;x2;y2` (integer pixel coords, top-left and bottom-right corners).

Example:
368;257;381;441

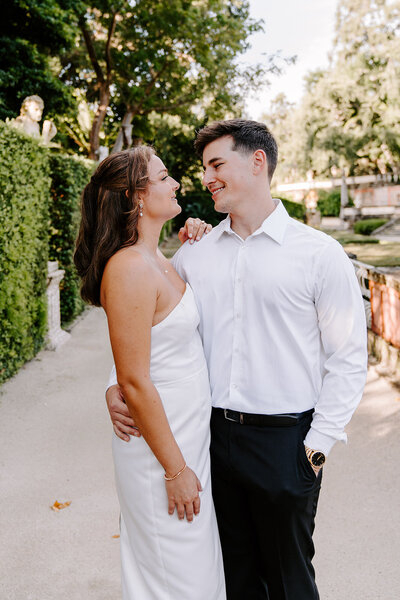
350;258;400;373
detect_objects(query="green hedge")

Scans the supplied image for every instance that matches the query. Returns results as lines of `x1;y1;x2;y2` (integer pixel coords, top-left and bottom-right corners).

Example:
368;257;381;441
353;218;388;236
0;123;50;384
0;124;93;383
275;197;306;222
317;190;354;217
48;154;94;324
176;186;226;229
317;190;341;217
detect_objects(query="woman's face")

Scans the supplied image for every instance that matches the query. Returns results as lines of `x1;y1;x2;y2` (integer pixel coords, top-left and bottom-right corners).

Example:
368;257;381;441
143;154;181;221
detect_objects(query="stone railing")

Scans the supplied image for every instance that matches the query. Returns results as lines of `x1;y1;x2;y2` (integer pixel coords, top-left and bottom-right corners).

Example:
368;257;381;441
351;259;372;328
350;259;400;373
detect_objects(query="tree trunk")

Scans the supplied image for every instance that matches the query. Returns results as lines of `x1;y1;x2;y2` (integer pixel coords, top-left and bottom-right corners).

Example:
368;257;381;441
112;109;135;153
89;84;110;160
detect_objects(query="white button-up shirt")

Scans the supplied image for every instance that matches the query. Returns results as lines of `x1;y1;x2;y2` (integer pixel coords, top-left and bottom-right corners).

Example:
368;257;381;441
171;200;368;455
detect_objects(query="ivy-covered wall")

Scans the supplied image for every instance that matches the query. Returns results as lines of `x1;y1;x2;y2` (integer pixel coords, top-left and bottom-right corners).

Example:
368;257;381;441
49;154;94;324
0;123;50;384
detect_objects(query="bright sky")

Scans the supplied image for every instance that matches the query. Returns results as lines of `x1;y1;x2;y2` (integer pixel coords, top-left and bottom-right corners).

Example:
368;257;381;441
242;0;339;119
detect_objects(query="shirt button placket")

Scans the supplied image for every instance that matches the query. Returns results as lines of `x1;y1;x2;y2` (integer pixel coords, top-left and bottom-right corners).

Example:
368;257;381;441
230;244;244;402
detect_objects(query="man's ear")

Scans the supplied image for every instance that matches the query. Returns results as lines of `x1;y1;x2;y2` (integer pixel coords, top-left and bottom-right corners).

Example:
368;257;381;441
253;149;267;174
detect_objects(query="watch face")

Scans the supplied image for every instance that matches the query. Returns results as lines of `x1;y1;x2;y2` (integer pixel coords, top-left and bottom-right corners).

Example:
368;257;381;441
311;452;325;467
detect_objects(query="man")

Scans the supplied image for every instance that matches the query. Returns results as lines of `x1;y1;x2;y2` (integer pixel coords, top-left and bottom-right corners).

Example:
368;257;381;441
106;119;367;599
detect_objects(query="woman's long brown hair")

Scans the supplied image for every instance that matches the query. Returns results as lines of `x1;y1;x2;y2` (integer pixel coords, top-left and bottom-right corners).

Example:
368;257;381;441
74;146;154;306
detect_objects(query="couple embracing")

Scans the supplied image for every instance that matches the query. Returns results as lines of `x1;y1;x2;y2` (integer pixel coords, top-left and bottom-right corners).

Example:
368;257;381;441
74;119;367;600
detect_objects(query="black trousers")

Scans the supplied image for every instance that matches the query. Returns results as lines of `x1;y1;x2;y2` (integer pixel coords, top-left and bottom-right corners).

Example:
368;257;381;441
210;408;321;600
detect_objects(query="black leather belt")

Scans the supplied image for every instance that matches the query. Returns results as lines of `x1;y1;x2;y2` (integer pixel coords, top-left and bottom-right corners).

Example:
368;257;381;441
214;407;314;427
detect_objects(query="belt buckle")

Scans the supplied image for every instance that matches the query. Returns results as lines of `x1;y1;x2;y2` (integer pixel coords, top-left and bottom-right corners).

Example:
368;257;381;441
224;409;244;424
224;409;235;422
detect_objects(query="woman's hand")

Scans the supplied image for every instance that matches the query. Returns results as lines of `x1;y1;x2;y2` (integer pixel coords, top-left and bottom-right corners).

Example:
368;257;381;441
165;467;203;522
178;217;212;244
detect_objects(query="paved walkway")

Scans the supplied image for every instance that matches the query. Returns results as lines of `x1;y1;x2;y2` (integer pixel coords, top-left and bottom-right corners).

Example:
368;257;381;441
1;307;399;599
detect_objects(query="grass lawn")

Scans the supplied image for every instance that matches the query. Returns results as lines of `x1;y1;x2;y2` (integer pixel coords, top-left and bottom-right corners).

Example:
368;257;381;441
323;230;400;267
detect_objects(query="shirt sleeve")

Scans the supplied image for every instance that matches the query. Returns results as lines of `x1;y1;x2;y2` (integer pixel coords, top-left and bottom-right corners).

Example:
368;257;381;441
304;241;368;455
106;364;118;391
171;244;186;278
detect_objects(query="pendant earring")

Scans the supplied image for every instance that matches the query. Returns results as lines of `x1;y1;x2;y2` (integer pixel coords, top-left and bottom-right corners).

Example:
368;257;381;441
139;202;143;217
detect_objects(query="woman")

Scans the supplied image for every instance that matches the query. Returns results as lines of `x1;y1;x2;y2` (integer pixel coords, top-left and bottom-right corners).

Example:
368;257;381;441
74;147;225;600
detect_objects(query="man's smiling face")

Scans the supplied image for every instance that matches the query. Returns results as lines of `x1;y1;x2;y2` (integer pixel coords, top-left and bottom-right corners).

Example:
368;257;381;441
202;136;254;214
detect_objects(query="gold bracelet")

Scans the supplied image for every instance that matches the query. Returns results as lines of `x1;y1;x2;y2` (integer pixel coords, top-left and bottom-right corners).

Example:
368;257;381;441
164;463;187;481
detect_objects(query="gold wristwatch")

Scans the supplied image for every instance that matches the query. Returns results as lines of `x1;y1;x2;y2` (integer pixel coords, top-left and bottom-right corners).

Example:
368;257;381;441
305;446;326;468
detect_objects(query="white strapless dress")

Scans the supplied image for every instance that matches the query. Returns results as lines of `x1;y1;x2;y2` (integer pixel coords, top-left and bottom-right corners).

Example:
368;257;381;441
112;284;226;600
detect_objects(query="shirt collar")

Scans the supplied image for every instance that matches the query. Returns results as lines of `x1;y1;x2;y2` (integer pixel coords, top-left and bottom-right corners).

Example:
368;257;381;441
214;199;290;245
214;215;233;239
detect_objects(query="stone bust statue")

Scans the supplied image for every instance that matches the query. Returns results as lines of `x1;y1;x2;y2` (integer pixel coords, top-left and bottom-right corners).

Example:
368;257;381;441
12;95;57;144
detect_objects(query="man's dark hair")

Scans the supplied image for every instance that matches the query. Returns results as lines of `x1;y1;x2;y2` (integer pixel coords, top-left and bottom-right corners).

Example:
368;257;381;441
194;119;278;181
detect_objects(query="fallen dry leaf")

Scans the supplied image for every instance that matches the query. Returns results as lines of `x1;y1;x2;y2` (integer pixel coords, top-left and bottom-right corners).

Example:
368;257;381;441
50;500;71;512
112;534;120;539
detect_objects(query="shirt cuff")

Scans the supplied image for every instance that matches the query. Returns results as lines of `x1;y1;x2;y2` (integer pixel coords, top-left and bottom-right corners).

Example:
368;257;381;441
304;428;346;456
106;364;118;393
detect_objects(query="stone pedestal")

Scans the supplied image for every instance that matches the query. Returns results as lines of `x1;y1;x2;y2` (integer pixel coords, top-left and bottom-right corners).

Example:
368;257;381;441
46;261;70;350
306;208;321;227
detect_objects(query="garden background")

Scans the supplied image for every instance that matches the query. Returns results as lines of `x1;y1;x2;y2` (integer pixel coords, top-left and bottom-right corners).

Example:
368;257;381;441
1;0;400;380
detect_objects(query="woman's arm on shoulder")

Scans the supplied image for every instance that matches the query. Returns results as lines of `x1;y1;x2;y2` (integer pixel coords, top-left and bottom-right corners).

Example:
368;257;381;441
178;217;212;244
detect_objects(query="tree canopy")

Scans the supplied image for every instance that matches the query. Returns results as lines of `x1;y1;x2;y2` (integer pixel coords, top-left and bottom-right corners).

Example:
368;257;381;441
264;0;400;182
1;0;76;120
3;0;269;158
62;0;265;157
